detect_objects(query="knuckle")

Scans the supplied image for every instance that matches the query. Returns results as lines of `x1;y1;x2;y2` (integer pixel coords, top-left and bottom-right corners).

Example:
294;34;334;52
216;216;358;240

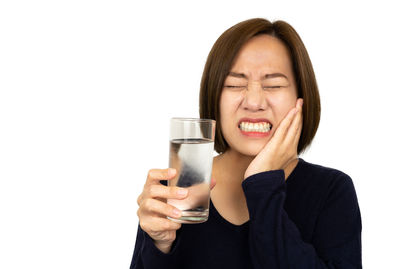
148;185;156;197
139;220;147;232
137;194;142;206
136;208;140;218
143;198;153;211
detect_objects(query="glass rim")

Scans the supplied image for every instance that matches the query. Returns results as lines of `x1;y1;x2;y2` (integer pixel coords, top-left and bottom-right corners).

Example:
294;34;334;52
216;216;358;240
170;117;216;123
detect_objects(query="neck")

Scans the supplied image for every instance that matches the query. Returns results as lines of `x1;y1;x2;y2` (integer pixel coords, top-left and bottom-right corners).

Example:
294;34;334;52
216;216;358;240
213;148;299;186
213;149;255;185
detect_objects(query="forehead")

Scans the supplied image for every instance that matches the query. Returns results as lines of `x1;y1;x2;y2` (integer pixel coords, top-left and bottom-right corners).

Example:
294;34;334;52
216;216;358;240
231;34;293;72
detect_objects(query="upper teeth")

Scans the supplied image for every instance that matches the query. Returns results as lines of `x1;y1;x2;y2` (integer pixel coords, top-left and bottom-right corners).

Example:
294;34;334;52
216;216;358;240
239;122;271;132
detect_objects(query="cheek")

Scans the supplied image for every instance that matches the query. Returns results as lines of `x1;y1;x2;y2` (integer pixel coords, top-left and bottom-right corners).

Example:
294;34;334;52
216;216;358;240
219;93;242;138
270;91;296;105
219;92;242;120
271;97;297;125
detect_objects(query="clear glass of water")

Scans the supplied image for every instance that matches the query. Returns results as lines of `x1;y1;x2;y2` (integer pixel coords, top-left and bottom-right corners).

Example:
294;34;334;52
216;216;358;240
167;118;216;224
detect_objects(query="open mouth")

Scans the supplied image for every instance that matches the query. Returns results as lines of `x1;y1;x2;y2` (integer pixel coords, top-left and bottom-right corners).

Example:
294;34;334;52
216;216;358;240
238;121;272;133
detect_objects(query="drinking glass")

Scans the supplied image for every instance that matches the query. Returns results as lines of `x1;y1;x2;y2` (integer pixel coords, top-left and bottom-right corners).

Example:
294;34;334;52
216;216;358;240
167;118;216;224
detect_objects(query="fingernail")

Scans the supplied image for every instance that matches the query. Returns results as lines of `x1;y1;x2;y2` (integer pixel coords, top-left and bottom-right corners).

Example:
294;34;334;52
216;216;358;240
173;209;181;217
169;168;176;176
177;189;188;196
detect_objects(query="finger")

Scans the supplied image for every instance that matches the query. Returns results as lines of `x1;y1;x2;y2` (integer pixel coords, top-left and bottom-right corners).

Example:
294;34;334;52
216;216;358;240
139;216;182;235
210;177;217;190
141;198;183;219
296;98;303;109
137;193;143;206
294;98;304;142
147;184;188;200
293;111;303;147
284;100;303;146
294;100;303;138
149;216;182;232
272;106;298;144
146;168;177;185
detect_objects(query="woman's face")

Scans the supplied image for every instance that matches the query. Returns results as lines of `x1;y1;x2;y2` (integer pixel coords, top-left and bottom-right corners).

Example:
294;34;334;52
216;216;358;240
219;34;298;156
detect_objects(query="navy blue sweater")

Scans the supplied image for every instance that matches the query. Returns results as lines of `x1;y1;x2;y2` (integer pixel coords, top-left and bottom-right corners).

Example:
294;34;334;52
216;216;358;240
130;158;362;268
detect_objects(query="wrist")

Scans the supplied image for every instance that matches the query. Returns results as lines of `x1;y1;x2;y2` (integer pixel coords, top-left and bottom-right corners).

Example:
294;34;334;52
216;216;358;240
244;167;272;180
154;241;173;254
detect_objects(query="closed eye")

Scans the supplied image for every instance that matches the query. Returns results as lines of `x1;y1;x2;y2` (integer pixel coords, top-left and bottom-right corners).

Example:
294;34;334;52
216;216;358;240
263;86;283;89
224;85;284;89
224;85;246;89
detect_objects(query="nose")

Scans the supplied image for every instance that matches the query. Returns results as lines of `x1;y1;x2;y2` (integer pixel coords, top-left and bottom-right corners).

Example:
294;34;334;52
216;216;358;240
242;81;267;112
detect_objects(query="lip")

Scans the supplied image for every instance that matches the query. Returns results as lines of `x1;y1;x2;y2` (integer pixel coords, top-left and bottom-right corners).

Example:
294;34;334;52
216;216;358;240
237;118;273;138
239;129;271;137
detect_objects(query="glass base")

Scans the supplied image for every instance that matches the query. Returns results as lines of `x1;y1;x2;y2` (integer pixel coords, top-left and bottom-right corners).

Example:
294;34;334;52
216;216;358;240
167;209;209;224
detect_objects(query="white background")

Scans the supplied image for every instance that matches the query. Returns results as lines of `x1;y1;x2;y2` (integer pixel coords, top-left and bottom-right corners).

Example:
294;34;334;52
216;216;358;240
0;0;399;268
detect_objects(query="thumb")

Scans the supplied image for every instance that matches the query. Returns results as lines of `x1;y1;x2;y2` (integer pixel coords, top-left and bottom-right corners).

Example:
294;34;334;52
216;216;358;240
210;177;217;190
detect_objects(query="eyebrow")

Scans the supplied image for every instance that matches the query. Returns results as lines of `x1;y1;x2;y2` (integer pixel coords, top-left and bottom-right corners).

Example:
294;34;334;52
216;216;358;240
228;72;288;80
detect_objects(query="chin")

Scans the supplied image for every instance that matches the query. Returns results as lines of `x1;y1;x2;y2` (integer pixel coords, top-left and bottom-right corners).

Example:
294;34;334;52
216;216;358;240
235;142;266;157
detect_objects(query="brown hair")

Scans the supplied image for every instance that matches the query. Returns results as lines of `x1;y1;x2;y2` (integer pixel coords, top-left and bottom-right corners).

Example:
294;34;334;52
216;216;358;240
199;18;321;155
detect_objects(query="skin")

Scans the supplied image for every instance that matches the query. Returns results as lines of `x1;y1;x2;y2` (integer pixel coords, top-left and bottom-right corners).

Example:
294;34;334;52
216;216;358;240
211;34;303;212
136;169;216;254
136;34;303;254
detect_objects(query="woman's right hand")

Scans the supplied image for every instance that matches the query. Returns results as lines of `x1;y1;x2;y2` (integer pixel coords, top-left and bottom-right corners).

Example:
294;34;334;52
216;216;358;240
137;168;217;253
137;168;187;253
136;168;187;253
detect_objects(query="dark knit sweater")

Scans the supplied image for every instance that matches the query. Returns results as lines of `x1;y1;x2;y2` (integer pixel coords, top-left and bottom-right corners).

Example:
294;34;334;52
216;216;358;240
130;158;362;268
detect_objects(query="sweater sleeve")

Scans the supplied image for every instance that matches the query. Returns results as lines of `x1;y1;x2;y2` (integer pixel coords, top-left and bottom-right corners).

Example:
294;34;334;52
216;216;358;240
242;170;362;269
129;224;182;269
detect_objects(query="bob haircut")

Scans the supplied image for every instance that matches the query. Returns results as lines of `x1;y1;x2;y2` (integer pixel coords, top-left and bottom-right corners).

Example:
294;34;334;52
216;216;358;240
199;18;321;155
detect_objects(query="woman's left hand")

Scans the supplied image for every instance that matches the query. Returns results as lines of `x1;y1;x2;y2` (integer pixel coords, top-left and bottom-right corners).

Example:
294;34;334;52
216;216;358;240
244;98;303;180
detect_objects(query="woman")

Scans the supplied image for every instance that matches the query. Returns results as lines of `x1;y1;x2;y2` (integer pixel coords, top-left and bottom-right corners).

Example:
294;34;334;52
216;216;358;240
130;18;362;268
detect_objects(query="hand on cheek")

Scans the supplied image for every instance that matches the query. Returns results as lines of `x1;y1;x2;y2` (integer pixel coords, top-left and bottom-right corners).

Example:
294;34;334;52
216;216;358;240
244;98;303;180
